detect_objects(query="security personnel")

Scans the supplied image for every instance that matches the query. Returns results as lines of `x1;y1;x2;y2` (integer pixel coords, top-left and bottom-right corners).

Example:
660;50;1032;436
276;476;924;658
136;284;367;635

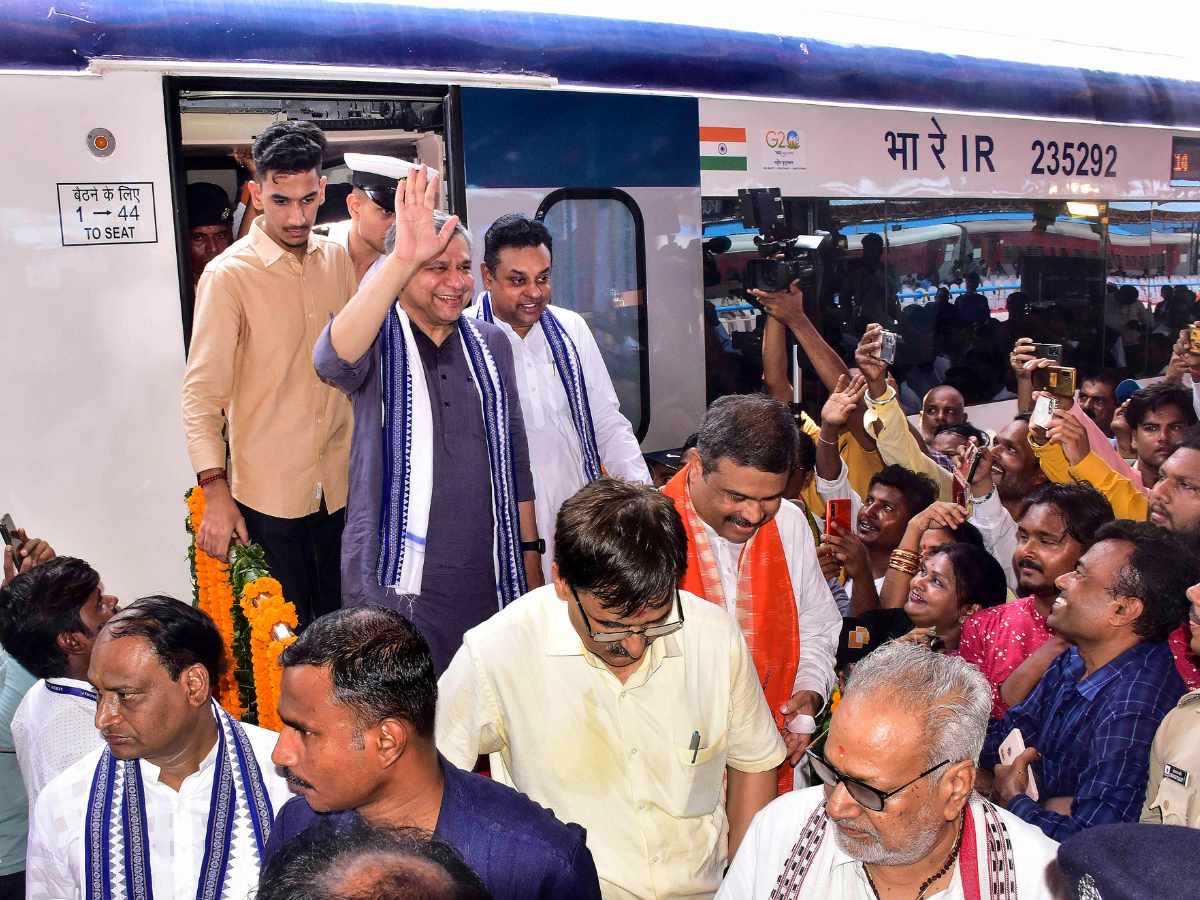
184;182;233;286
326;153;422;286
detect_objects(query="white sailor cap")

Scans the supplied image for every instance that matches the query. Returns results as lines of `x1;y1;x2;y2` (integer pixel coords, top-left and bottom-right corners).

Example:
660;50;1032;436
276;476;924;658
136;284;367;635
343;153;439;212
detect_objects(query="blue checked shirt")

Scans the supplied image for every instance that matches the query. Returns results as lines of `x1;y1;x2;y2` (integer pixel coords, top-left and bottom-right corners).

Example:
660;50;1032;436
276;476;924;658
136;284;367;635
981;641;1185;841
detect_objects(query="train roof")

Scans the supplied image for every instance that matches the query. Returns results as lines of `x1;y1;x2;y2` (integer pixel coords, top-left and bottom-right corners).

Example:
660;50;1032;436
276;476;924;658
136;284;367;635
5;1;1200;127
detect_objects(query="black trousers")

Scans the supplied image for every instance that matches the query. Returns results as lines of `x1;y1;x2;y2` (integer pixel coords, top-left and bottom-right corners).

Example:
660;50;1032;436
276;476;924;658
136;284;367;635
238;498;344;629
0;871;24;900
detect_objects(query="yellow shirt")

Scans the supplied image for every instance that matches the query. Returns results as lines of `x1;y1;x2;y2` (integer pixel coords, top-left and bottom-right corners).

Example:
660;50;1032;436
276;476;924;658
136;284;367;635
181;221;356;518
798;412;884;511
862;388;954;500
435;585;787;899
1031;444;1150;521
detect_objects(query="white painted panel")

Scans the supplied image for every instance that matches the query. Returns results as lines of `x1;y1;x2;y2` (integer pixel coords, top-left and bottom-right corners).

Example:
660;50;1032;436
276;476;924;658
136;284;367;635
1;70;193;602
465;187;705;453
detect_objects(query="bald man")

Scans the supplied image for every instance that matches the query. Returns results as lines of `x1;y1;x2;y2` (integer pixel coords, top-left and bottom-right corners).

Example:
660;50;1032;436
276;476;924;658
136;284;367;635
919;385;967;444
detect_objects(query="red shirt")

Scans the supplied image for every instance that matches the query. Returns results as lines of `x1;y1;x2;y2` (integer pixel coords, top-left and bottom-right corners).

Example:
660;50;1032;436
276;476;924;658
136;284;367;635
1168;621;1200;689
959;596;1055;719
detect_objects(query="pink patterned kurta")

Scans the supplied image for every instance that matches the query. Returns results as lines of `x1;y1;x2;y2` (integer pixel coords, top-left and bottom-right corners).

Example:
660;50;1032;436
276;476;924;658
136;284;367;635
959;596;1055;719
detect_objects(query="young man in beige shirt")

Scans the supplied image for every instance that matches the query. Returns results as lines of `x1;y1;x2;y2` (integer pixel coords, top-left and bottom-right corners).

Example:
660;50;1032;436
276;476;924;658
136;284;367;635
181;120;355;625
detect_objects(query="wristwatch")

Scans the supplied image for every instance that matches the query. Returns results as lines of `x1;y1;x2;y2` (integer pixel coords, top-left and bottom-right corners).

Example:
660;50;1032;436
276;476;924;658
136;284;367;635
520;538;546;554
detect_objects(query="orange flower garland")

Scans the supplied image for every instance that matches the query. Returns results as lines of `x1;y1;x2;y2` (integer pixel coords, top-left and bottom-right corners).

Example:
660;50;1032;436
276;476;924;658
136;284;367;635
185;488;243;718
240;577;298;732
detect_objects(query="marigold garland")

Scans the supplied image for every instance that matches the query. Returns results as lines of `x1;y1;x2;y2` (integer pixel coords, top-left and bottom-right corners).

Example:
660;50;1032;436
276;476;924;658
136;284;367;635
185;488;299;730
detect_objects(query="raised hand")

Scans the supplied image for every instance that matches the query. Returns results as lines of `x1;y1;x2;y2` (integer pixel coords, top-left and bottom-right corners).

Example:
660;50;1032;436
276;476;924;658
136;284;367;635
390;166;460;268
1046;407;1090;465
854;324;889;388
821;373;867;430
750;279;806;328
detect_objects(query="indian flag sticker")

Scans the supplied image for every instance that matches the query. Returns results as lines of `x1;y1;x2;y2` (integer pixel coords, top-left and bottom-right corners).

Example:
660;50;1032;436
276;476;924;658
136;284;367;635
700;126;748;171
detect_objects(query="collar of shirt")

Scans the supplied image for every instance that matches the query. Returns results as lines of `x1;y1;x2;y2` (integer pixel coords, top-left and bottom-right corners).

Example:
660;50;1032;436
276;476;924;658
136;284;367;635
45;676;95;692
138;731;221;791
542;592;682;680
1066;642;1156;701
248;218;318;267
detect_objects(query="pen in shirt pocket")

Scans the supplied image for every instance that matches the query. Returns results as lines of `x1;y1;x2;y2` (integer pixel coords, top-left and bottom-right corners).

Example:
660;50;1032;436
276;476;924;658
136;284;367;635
689;730;701;763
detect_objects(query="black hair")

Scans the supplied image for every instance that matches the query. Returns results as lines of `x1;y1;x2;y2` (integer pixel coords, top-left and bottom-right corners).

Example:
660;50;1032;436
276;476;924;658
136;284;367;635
0;557;99;678
256;817;491;900
868;464;938;518
482;213;553;272
1174;426;1200;453
696;394;799;477
1126;382;1198;430
1079;369;1121;393
932;422;989;445
280;606;436;738
922;519;985;551
252;121;326;178
105;595;226;687
929;543;1008;610
1018;482;1115;549
555;478;687;617
794;430;816;475
1093;520;1199;643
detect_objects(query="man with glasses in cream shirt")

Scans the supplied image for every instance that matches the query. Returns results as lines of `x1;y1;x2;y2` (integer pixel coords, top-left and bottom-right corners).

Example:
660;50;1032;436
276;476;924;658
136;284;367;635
718;642;1063;899
436;478;786;900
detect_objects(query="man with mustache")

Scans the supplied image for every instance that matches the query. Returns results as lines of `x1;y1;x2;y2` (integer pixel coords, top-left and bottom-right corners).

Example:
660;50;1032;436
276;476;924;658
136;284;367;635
264;606;599;899
316;167;541;673
958;483;1114;719
718;642;1063;899
660;394;841;790
979;521;1194;839
436;478;787;899
26;596;292;900
183;120;356;627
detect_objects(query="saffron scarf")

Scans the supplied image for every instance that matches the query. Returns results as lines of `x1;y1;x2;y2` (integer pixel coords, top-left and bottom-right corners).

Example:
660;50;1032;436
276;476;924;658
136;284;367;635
663;462;800;792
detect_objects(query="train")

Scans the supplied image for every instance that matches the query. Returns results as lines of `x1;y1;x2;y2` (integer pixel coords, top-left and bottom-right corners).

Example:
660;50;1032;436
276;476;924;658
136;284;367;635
3;1;1200;601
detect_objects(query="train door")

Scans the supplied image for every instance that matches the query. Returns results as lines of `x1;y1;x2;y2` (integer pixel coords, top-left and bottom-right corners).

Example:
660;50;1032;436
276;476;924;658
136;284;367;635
456;87;705;453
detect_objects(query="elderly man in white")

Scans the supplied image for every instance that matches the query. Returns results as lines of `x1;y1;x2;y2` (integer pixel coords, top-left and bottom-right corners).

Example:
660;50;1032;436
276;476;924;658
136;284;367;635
718;641;1065;900
467;213;650;580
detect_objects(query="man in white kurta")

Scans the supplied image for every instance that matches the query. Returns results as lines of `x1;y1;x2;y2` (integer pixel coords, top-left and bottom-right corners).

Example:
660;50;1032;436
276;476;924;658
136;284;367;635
12;675;103;805
24;597;292;900
469;213;650;580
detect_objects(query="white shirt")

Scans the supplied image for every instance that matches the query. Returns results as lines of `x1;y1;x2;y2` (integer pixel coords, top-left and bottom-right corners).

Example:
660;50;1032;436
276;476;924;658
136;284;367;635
968;490;1018;592
717;787;1064;900
703;500;841;701
26;717;291;900
12;677;104;806
466;300;651;580
436;585;786;900
326;219;385;285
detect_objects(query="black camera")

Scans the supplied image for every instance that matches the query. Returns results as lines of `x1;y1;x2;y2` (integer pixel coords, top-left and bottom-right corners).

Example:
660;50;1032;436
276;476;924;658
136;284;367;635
738;188;825;293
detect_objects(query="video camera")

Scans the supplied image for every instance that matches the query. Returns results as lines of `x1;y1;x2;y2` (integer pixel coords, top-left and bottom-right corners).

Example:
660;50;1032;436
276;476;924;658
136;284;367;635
738;187;830;293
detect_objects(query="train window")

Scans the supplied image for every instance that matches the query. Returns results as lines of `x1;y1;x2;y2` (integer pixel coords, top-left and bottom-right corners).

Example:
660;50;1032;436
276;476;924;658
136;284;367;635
536;189;649;440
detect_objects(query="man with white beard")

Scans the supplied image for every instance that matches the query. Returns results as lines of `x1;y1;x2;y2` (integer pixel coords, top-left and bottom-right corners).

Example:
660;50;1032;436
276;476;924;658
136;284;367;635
718;642;1064;899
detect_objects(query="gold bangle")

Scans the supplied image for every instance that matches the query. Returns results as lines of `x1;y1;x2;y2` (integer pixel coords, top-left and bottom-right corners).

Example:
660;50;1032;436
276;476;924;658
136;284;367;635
888;561;918;576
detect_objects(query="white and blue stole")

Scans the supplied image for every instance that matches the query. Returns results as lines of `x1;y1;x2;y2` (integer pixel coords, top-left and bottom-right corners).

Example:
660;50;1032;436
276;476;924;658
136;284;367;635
84;703;273;900
378;303;526;608
475;292;602;481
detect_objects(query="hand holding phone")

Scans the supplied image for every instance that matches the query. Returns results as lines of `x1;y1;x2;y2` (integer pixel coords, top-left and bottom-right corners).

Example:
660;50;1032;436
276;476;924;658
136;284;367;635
825;498;853;536
997;728;1040;801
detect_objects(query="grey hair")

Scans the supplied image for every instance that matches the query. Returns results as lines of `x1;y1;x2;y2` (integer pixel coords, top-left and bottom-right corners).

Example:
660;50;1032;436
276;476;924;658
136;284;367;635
844;642;992;768
696;394;799;476
383;210;472;254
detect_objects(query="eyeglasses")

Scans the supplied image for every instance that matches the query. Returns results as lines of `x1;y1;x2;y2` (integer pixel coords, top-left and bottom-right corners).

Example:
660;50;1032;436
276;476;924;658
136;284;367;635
806;747;950;812
570;586;685;644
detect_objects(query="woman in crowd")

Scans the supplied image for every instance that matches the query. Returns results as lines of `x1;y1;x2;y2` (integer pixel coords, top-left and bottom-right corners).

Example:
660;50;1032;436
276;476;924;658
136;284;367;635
902;542;1008;654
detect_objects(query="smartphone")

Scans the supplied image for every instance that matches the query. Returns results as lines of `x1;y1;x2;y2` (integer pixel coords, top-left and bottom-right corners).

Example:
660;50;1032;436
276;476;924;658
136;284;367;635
878;330;900;365
964;445;985;485
997;727;1040;801
1190;326;1200;355
825;498;852;536
1031;394;1057;434
1031;365;1077;399
1030;342;1063;362
0;513;22;560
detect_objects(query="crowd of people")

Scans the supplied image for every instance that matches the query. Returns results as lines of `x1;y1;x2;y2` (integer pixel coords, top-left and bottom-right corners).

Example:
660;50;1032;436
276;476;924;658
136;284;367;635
4;118;1200;899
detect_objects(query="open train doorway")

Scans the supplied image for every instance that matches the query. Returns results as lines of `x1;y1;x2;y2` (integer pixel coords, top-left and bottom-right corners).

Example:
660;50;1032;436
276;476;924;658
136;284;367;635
164;79;462;351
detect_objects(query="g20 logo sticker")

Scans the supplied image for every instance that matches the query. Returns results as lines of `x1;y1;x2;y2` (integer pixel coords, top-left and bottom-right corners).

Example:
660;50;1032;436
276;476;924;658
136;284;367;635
765;129;802;150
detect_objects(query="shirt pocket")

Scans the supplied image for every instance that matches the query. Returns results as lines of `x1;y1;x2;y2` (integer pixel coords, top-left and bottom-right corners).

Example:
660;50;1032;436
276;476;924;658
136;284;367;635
1147;769;1198;827
667;732;728;819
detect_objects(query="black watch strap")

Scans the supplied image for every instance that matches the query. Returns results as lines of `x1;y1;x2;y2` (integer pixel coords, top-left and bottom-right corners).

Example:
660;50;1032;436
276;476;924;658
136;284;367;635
520;538;546;554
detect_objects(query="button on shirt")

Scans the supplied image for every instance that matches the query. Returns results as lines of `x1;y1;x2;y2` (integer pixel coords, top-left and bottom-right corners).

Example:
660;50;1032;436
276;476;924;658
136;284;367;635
1142;688;1200;826
435;585;787;899
467;302;651;581
26;719;293;900
182;220;356;518
12;677;103;804
982;641;1185;840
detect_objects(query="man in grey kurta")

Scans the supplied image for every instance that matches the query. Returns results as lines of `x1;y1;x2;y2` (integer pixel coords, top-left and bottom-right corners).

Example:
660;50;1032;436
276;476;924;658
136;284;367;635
314;316;534;673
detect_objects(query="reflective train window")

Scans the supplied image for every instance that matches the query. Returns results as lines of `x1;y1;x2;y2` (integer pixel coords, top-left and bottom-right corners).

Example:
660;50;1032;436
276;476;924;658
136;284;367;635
701;195;1165;418
170;84;452;350
537;190;649;439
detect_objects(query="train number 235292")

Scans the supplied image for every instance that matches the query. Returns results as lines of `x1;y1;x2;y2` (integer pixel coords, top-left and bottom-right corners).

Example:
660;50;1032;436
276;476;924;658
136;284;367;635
1030;140;1117;177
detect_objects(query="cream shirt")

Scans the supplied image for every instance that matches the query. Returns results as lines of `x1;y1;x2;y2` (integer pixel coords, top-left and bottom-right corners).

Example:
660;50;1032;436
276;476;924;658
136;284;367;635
466;300;652;581
717;787;1064;899
1142;688;1200;826
26;718;291;900
436;585;787;899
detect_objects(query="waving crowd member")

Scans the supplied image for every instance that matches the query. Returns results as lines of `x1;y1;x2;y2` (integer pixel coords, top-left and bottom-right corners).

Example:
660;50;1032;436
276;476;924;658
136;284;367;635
26;596;292;900
719;643;1063;899
900;543;1007;656
315;167;542;673
468;214;651;582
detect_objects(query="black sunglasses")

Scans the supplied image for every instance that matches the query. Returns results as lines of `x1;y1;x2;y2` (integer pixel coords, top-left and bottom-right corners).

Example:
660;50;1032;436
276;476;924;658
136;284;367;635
570;586;685;644
806;748;950;812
